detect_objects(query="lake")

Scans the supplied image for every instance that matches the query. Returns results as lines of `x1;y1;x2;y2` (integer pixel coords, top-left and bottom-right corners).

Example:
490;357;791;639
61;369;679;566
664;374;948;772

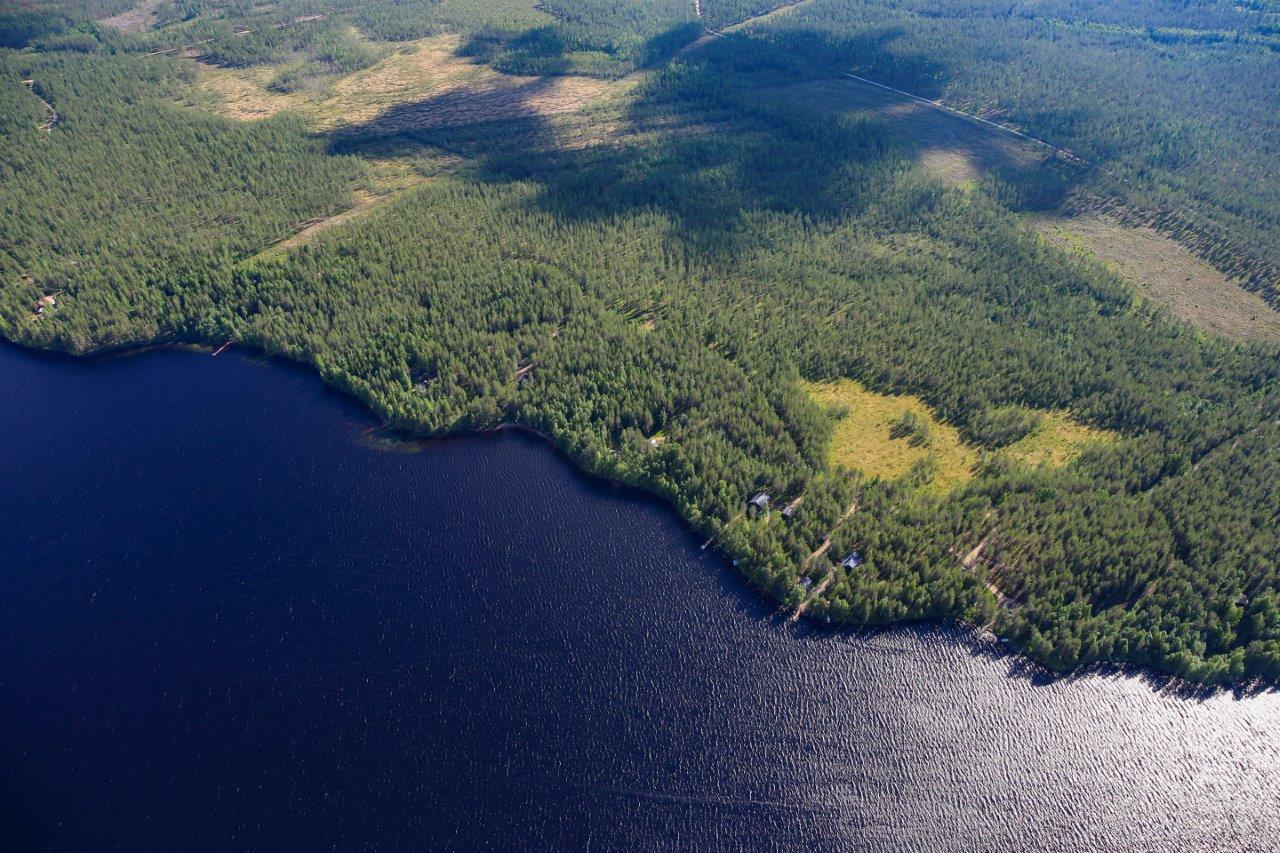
1;342;1277;850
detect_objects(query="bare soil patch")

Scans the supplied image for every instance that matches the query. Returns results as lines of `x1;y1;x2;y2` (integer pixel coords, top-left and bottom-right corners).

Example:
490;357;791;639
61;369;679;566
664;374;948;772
97;0;162;32
1032;213;1280;344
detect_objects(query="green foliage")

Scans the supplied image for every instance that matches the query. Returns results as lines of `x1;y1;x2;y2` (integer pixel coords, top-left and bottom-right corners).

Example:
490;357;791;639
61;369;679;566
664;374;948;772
889;409;932;448
970;407;1042;449
743;0;1280;303
0;50;361;349
3;1;1280;687
701;0;799;31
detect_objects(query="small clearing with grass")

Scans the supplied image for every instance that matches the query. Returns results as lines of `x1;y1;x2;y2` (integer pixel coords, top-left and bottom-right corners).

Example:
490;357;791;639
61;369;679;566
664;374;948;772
803;380;1116;493
1030;212;1280;345
802;379;978;493
998;409;1116;469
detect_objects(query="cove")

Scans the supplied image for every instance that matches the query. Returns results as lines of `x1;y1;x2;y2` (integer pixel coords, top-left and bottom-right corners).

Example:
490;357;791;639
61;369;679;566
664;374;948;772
1;342;1277;850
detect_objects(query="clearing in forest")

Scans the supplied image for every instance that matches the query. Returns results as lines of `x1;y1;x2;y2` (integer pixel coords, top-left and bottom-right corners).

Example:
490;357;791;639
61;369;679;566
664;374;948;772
997;409;1116;469
196;34;620;131
803;379;1116;493
1030;213;1280;345
257;148;456;254
97;0;162;32
766;77;1054;188
774;76;1278;345
802;379;978;493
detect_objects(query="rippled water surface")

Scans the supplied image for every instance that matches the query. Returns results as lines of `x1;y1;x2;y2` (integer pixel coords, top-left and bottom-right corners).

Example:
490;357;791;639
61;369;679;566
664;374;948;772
1;343;1277;850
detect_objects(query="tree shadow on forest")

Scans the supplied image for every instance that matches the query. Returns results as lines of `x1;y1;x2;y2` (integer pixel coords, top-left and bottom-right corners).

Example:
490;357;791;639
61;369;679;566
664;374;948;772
326;15;1097;253
325;24;956;255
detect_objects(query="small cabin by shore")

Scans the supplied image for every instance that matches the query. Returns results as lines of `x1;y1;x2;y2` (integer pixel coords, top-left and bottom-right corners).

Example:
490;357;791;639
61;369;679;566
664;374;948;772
747;492;771;514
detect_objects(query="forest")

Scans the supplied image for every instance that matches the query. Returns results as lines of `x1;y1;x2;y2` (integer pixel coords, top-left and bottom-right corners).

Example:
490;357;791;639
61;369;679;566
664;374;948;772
737;0;1280;305
1;0;1278;687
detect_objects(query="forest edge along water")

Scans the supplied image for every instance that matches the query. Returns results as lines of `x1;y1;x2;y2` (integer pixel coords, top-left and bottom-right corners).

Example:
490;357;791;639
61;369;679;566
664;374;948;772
1;341;1278;849
2;337;1274;698
6;0;1280;690
0;308;1274;699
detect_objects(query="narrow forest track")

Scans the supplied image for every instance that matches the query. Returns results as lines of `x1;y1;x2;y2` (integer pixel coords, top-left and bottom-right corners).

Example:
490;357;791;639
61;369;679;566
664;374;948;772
264;190;393;253
958;513;1017;613
719;0;814;33
961;517;997;571
787;498;858;624
23;80;58;132
695;1;1085;167
787;568;835;624
834;71;1086;166
701;511;743;550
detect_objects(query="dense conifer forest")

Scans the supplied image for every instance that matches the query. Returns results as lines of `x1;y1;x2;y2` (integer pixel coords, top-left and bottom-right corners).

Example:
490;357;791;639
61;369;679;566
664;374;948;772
2;0;1278;686
739;0;1280;304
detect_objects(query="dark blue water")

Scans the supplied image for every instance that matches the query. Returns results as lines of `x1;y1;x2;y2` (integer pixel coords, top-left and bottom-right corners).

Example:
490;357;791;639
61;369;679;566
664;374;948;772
1;343;1277;851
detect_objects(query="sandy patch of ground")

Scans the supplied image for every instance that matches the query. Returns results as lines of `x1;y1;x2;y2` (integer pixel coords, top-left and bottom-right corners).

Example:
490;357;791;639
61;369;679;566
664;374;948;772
1031;213;1280;344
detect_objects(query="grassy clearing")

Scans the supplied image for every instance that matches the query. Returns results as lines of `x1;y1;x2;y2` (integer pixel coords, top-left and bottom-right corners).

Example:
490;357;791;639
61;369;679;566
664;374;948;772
194;63;307;121
1030;212;1280;345
1000;409;1116;469
803;380;1117;493
802;379;978;493
195;34;621;132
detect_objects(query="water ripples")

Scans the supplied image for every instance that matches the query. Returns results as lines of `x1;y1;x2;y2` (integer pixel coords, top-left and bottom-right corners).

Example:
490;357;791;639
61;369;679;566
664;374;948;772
0;344;1276;850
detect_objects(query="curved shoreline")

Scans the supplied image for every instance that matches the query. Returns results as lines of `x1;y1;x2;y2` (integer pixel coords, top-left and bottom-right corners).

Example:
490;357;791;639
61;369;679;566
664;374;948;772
3;333;1273;698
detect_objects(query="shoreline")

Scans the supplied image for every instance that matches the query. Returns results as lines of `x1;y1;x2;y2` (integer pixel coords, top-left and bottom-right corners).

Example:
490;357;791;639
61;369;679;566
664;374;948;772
1;332;1272;697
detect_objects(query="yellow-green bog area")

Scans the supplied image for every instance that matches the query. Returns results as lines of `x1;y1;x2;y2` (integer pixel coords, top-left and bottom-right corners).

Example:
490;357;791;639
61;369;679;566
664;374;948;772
802;379;1115;494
